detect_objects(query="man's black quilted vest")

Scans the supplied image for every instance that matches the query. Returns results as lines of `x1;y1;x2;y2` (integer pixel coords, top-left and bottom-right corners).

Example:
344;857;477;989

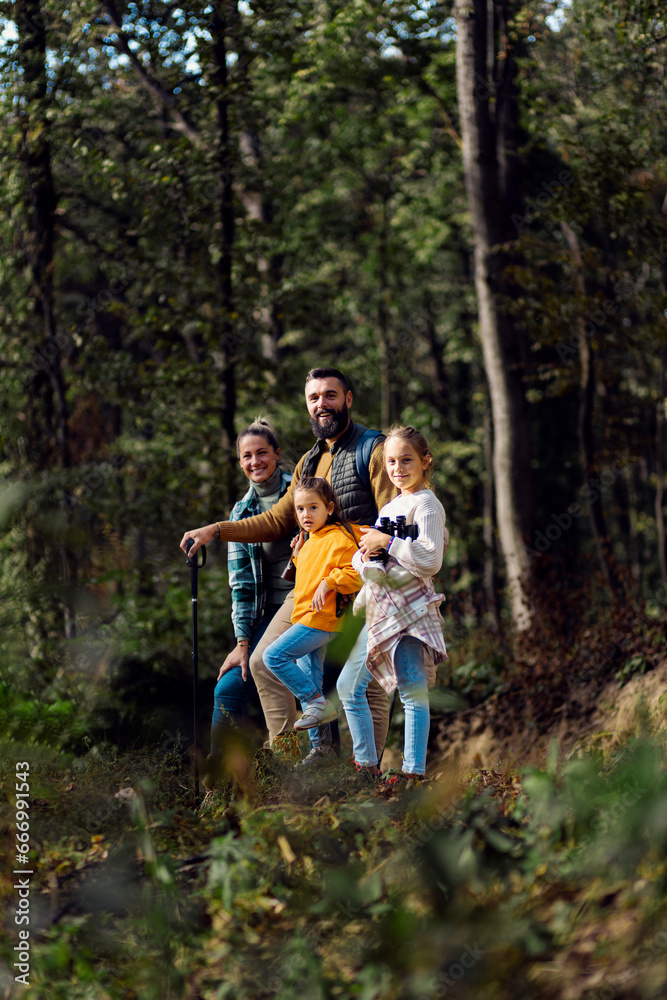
301;421;381;525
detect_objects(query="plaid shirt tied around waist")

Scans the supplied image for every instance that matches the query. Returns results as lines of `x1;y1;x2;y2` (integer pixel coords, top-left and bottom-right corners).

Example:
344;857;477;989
352;555;447;694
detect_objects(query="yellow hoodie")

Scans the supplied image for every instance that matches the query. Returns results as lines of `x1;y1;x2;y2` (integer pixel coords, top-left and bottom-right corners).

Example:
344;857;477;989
291;523;362;630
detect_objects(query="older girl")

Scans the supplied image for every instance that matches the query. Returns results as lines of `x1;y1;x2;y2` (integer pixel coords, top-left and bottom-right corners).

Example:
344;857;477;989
339;426;447;782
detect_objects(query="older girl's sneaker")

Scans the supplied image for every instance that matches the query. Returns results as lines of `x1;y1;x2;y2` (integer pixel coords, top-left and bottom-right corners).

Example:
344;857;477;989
341;761;381;790
380;769;426;793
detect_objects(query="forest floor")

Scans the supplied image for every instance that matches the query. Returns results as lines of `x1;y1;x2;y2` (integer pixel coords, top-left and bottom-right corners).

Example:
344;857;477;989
430;656;667;778
3;640;667;1000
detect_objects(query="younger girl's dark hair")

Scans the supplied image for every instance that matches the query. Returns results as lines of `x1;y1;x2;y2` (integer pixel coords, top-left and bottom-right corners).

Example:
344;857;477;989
293;476;357;542
384;425;434;487
236;416;280;456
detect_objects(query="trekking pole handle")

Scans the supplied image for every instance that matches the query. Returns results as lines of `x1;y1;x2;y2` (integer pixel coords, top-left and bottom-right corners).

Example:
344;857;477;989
185;538;207;568
186;539;206;600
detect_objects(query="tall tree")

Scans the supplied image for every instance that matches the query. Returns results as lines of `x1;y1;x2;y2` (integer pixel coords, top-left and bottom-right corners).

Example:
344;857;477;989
514;0;667;595
559;220;625;596
455;0;534;629
15;0;68;469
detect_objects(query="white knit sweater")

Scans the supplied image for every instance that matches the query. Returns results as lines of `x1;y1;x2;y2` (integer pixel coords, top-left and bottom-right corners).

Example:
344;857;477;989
376;489;446;579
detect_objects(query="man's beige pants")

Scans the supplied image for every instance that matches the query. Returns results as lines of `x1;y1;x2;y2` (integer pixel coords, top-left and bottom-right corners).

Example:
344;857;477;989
249;591;389;759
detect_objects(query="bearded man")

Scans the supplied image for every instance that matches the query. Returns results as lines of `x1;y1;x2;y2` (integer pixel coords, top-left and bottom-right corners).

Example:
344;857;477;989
181;368;394;765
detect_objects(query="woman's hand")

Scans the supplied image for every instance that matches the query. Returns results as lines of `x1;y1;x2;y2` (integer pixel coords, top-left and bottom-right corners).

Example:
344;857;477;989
291;530;306;558
179;523;218;557
218;642;250;682
359;526;392;561
311;579;331;612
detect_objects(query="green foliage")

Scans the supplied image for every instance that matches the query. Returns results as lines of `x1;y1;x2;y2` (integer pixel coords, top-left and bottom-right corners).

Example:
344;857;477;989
446;654;506;705
615;652;649;686
6;732;667;998
439;620;507;704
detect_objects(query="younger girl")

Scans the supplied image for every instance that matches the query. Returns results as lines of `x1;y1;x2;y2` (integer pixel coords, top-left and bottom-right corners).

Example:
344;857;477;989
263;477;361;732
338;426;447;780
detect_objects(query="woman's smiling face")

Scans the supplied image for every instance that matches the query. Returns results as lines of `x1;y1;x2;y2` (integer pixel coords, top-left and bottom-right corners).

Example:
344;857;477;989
238;434;280;484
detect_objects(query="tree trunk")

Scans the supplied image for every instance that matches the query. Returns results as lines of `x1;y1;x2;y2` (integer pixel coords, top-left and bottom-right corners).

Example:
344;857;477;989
423;294;449;405
560;221;611;585
483;393;499;628
17;0;78;640
455;0;533;631
17;0;68;469
231;10;284;364
656;348;667;592
212;2;238;508
559;221;623;593
377;194;392;429
237;130;285;364
624;462;642;583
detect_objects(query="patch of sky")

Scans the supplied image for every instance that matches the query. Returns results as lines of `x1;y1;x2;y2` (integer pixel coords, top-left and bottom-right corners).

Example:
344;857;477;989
95;5;207;76
1;19;18;43
374;0;564;53
361;0;456;56
545;0;570;32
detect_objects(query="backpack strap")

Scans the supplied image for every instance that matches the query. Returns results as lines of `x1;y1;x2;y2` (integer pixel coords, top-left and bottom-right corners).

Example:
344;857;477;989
355;429;384;493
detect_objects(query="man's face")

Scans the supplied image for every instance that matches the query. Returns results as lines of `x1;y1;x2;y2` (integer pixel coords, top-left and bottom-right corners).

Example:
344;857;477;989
305;377;353;441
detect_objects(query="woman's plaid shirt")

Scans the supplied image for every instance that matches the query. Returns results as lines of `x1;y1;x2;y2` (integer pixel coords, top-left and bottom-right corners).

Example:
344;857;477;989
227;468;292;642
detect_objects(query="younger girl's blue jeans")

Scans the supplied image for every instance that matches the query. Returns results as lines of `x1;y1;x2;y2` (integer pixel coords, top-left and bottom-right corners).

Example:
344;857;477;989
263;623;337;712
338;632;429;774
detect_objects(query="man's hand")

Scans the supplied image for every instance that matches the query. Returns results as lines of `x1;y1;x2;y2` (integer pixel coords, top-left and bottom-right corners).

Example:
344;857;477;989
217;643;250;682
443;525;450;555
359;526;392;560
291;530;306;558
179;523;218;557
311;579;331;612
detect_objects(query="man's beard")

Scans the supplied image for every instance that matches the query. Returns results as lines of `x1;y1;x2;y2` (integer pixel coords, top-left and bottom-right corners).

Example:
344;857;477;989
310;403;349;440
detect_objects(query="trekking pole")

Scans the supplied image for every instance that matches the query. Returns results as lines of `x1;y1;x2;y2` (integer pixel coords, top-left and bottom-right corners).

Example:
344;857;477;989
186;539;207;807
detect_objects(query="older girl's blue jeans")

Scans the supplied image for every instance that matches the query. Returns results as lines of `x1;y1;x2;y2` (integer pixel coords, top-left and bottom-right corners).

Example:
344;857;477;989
338;632;429;774
394;635;430;774
336;625;377;766
263;623;337;712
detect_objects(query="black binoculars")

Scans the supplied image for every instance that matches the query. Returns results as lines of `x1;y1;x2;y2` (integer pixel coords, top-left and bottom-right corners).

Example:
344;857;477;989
378;515;419;540
373;516;419;566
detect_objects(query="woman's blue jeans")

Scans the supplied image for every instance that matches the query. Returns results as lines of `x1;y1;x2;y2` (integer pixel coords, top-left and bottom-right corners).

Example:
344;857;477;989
338;632;429;774
210;606;279;756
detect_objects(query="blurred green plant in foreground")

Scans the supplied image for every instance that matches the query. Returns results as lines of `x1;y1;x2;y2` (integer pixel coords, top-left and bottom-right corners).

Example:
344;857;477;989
3;727;667;999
